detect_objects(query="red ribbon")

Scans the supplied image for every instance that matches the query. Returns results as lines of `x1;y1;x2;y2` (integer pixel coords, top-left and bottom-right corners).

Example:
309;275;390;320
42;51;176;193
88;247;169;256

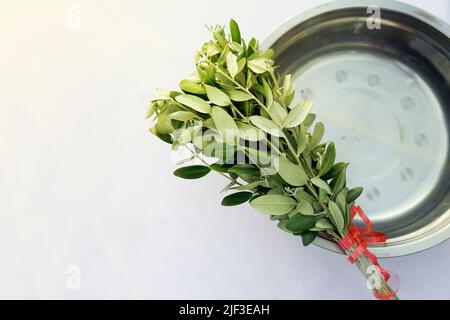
337;205;398;300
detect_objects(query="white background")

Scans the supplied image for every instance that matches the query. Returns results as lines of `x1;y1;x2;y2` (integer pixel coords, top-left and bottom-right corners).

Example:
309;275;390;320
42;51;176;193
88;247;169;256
0;0;449;299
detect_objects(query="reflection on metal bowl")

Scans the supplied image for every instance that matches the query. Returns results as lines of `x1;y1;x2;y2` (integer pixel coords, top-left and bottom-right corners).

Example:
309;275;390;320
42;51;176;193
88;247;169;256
263;0;450;257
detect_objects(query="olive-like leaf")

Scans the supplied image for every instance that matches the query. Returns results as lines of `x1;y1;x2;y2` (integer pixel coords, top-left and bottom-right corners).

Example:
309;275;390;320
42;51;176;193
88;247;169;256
149;127;172;144
283;100;313;128
175;94;211;114
309;122;325;150
237;58;246;73
250;195;297;216
249;116;282;137
303;113;316;128
227;89;251;102
315;218;334;230
226;52;238;79
335;188;348;214
296;125;308;155
318;142;336;177
347;187;364;203
211;106;238;143
285;214;319;233
169;111;197;121
328;200;345;233
236;122;264;141
179;79;206;94
221;192;252;206
229;19;241;44
228;164;259;176
294;188;316;204
296;200;315;216
267;188;285;195
262;78;273;109
330;166;347;194
269;101;288;126
322;162;347;180
173;165;211;179
247;57;267;74
204;85;231;106
318;187;329;203
311;177;332;194
302;231;318;246
277;158;308;187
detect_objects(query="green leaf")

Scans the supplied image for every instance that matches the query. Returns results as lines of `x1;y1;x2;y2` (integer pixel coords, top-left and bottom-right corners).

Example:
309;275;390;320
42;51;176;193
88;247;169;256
204;85;231;106
303;113;316;128
229;42;243;54
173;165;211;179
249;116;282;137
322;162;347;180
250;195;297;216
203;118;216;129
221;192;252;206
286;214;319;233
155;118;174;134
217;44;230;65
247;57;267;74
277;158;308;187
309;122;325;150
229;19;241;44
294;188;315;204
262;78;273;109
335;188;348;214
311;177;332;194
318;188;328;203
246;147;274;167
228;164;259;176
277;220;292;233
237;58;246;73
347;187;364;203
296;124;308;155
268;101;288;126
175;94;211;114
315;218;334;230
227;89;251;102
281;75;295;107
149;127;172;144
179;79;206;94
283;100;313;128
211;106;238;143
169;111;197;121
330;166;347;194
236;122;264;141
296;200;314;216
226;52;239;79
302;231;318;246
318;142;336;177
288;209;299;218
328;201;345;233
267;187;285;195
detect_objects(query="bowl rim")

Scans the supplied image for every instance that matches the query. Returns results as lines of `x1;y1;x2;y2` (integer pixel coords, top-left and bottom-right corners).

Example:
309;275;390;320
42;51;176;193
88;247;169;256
262;0;450;257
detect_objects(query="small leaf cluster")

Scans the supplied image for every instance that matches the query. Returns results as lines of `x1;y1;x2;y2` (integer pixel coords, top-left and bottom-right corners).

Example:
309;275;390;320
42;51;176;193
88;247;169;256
148;20;364;245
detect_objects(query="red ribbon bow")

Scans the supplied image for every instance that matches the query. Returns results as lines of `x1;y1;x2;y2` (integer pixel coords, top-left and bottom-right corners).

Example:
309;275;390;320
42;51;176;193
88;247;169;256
338;205;398;300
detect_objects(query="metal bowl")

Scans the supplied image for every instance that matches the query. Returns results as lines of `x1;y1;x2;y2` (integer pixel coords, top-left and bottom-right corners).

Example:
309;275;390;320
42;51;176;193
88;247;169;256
263;0;450;257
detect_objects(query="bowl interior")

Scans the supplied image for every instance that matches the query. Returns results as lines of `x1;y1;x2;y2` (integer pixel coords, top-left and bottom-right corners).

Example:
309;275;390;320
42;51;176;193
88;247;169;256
267;2;450;256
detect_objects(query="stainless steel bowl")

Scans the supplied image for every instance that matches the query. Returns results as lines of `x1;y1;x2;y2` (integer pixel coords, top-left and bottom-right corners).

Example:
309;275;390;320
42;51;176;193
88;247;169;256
263;0;450;257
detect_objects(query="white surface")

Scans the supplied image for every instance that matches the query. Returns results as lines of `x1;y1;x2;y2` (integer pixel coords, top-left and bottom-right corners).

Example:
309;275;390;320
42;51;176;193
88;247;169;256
0;0;449;299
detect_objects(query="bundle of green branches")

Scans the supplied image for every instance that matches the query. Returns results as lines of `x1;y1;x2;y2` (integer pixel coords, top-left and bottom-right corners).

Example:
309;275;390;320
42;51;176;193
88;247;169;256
148;20;397;299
